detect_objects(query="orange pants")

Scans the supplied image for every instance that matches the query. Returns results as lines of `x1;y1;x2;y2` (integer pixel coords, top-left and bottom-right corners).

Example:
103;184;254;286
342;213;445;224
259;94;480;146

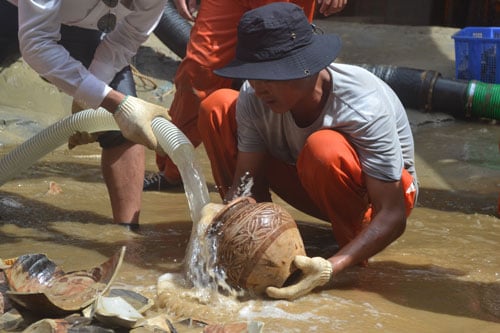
198;89;417;248
157;0;316;182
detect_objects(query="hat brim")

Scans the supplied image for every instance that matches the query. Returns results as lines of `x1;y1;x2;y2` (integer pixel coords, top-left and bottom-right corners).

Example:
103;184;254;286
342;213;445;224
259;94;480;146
214;34;341;81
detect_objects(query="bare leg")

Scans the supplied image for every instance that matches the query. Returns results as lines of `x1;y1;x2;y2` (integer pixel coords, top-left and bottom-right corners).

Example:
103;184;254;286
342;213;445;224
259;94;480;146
101;142;145;224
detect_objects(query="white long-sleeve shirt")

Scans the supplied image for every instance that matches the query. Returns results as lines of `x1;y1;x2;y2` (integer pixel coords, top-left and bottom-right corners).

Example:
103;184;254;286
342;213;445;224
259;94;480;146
7;0;166;108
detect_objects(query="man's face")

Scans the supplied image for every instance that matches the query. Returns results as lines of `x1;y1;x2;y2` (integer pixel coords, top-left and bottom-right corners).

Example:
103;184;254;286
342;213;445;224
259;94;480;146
248;77;311;113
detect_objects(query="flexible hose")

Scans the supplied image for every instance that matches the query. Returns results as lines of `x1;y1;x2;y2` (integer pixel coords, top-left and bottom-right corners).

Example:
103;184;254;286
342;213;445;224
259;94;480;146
362;64;500;121
153;1;191;59
0;109;193;187
152;116;210;223
361;65;441;112
469;81;500;120
430;76;470;118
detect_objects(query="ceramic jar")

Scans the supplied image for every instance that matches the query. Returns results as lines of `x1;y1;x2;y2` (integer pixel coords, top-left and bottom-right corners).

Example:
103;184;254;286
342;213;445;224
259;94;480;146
207;197;306;295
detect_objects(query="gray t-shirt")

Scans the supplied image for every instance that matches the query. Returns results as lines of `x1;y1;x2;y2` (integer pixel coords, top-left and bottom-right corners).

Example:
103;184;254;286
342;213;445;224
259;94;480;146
235;63;417;186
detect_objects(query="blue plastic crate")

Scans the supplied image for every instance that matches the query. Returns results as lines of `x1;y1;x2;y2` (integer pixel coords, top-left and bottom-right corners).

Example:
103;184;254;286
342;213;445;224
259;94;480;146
452;27;500;83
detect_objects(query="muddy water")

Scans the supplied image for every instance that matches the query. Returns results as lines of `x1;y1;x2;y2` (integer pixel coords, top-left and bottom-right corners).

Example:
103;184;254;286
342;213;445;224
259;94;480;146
1;20;500;333
1;115;499;332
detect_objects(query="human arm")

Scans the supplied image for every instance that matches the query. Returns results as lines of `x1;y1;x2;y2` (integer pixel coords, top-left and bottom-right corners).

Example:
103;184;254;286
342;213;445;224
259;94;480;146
85;0;172;151
317;0;348;17
88;0;167;88
17;0;108;108
17;1;169;150
327;175;407;272
172;0;198;21
17;0;165;108
267;174;407;300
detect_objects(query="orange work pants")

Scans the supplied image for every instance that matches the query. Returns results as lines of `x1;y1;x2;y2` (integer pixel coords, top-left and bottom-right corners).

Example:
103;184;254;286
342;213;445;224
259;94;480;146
157;0;316;182
198;89;417;248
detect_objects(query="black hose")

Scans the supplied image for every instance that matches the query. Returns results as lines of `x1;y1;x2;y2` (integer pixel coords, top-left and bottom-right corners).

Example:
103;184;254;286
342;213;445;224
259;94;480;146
361;64;500;121
361;65;442;112
148;2;500;121
362;65;468;118
150;5;500;123
431;77;470;118
153;1;192;59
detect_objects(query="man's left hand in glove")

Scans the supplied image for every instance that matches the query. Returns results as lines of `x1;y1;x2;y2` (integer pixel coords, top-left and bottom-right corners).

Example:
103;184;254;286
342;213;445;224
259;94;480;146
266;255;333;300
68;100;101;149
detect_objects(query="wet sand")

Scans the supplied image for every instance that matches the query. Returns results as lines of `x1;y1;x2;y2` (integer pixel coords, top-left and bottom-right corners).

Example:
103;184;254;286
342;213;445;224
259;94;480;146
1;18;500;332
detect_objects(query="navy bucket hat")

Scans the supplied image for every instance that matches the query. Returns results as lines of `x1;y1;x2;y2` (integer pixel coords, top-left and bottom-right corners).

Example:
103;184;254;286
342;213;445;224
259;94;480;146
214;2;342;81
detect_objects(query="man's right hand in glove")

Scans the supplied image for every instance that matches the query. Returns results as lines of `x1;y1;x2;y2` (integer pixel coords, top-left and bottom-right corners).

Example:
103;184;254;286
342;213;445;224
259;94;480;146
97;90;170;153
114;95;171;152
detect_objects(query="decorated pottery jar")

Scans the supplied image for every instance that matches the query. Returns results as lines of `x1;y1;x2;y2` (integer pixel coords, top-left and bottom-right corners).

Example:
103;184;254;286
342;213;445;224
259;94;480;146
207;197;306;295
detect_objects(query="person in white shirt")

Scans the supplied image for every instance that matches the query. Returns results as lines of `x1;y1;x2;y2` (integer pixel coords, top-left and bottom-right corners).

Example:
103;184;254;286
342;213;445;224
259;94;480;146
0;0;170;229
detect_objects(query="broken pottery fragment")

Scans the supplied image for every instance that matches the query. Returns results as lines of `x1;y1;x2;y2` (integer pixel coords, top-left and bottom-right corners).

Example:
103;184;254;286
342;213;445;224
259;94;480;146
3;247;125;317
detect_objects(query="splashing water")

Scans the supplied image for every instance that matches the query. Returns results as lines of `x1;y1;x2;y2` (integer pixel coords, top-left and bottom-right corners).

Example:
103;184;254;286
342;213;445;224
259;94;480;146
231;172;254;201
172;146;238;300
172;145;210;224
177;157;255;301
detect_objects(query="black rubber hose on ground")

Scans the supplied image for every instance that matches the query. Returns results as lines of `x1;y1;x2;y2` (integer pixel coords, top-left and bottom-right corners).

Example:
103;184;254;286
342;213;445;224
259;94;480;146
153;1;192;59
430;77;470;118
361;64;500;121
361;65;442;112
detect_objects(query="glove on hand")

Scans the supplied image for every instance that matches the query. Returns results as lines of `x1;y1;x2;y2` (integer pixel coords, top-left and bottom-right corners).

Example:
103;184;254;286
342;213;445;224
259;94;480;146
114;95;170;152
266;255;333;300
68;100;100;149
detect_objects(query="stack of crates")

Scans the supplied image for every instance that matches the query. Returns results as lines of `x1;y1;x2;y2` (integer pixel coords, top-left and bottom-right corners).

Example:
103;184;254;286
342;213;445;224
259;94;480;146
452;27;500;83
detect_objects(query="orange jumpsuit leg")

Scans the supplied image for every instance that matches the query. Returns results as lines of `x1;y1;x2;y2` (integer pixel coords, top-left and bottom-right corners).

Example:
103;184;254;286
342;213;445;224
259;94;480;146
296;130;416;247
198;89;239;197
157;0;316;182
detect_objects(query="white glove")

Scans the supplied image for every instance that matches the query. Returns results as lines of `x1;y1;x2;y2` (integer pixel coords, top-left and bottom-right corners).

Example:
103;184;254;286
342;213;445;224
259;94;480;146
266;255;333;300
68;100;100;149
113;95;170;151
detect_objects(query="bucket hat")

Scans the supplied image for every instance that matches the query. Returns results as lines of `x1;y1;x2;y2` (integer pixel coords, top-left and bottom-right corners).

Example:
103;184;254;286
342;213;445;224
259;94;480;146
214;2;342;81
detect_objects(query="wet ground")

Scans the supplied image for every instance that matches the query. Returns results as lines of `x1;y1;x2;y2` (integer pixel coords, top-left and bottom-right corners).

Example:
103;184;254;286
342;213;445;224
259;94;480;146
1;18;500;332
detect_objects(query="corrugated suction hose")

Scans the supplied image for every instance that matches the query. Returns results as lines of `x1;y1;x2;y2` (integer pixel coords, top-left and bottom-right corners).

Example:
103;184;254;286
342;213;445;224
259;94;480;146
0;108;192;186
361;64;500;121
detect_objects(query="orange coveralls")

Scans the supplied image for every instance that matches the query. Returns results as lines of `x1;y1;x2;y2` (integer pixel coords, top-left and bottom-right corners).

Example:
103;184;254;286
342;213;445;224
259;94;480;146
198;89;417;248
156;0;316;182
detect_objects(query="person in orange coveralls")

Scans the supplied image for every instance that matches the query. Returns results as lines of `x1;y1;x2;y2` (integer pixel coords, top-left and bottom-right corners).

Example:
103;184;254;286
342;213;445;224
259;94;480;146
143;0;348;190
198;2;418;300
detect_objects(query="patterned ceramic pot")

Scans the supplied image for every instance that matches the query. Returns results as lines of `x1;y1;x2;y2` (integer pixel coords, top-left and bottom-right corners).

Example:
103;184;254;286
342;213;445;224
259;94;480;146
207;197;306;295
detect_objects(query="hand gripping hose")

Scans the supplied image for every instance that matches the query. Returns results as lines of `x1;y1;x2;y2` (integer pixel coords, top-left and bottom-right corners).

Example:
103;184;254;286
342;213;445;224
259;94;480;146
0;109;198;190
